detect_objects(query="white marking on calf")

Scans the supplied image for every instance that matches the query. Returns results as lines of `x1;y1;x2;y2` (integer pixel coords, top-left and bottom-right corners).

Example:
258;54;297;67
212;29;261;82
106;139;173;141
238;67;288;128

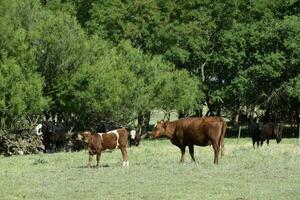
107;130;119;149
122;160;129;167
130;130;136;140
97;132;104;142
35;124;43;136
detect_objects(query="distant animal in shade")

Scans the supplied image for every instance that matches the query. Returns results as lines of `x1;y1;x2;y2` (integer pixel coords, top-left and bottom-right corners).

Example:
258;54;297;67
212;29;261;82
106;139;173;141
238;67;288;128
128;129;141;147
35;121;66;152
249;121;283;148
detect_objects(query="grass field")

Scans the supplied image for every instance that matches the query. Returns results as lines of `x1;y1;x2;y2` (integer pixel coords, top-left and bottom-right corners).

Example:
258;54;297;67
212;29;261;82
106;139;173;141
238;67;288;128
0;138;299;200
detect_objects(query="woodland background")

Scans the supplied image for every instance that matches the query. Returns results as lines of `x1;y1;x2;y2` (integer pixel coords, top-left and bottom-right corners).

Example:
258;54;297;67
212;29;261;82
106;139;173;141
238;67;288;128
0;0;299;134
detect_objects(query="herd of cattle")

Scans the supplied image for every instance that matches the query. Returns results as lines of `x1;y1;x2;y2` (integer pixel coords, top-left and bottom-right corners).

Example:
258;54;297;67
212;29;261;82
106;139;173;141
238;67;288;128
35;121;140;151
34;117;283;167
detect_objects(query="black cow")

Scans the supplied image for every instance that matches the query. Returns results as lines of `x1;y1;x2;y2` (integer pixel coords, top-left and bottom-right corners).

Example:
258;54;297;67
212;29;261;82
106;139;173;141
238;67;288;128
128;129;141;147
249;121;283;148
67;132;86;152
36;121;67;152
249;121;262;148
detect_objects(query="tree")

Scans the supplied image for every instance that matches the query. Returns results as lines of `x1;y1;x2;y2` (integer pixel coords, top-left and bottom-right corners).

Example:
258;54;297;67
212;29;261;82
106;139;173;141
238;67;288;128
217;1;300;123
0;0;49;131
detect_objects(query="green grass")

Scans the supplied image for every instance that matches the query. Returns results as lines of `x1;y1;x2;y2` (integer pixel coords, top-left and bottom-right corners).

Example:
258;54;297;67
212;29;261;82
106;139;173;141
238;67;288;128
0;138;300;200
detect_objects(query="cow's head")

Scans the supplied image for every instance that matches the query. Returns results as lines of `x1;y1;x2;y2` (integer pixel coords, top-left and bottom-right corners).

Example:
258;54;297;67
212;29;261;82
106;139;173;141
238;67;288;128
78;131;92;143
129;130;136;140
151;120;168;138
35;124;43;136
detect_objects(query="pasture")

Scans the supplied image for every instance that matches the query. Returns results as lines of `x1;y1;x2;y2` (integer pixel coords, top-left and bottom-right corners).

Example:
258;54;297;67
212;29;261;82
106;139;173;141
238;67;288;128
0;138;299;200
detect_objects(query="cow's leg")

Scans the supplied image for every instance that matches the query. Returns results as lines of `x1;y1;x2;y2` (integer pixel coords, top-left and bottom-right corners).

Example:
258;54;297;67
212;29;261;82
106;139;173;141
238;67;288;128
87;154;93;168
179;146;186;163
96;152;101;168
129;140;132;147
61;139;66;151
43;143;48;153
256;141;259;148
50;144;54;153
55;141;60;152
120;147;129;167
188;145;196;162
211;141;220;164
220;137;225;156
267;139;269;145
252;140;255;149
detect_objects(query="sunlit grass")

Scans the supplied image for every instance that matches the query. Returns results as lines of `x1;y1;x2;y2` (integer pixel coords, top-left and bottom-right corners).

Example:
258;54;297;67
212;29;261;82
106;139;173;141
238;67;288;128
0;138;299;200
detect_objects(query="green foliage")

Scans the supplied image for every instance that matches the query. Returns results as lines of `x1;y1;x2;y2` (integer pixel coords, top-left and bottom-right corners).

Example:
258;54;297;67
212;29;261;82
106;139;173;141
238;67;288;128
216;2;300;120
58;39;200;127
41;0;76;16
0;59;48;128
32;9;89;120
0;0;49;130
58;44;139;126
286;75;300;100
0;0;299;131
155;70;202;112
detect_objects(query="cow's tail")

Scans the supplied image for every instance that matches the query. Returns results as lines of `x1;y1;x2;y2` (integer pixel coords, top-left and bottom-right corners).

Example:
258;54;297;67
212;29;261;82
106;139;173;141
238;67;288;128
219;119;227;156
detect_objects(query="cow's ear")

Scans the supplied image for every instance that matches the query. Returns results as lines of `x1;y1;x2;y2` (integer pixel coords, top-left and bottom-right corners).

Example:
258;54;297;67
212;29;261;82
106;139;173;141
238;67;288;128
160;119;164;123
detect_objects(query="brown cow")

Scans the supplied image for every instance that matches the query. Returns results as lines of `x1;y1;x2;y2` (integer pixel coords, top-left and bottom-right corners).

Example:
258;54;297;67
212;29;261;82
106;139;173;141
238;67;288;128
79;128;129;167
151;117;227;164
260;122;283;146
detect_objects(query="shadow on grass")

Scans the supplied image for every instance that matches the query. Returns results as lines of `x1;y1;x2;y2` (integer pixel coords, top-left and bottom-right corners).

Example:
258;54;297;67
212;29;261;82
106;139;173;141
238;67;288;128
76;163;122;169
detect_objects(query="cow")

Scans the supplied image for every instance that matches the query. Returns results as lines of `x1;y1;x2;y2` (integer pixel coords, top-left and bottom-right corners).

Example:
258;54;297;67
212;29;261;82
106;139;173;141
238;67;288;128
151;117;227;164
249;121;283;147
249;121;262;148
128;129;141;147
260;122;283;146
35;121;67;152
79;128;129;168
66;132;86;152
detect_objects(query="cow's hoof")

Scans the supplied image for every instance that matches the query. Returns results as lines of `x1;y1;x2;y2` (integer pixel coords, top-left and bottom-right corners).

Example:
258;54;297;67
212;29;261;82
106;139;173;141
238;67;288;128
122;161;129;167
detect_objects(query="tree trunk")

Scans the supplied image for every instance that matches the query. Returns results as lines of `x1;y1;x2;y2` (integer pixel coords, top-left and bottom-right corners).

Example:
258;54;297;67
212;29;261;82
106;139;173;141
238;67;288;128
201;62;206;82
298;123;300;144
164;112;171;121
205;101;214;116
178;109;189;119
194;108;202;117
137;111;151;136
231;106;240;127
237;125;242;144
216;107;221;117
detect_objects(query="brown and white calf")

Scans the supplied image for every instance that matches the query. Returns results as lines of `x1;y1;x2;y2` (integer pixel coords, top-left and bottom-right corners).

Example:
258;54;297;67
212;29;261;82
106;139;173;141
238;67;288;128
79;128;129;167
